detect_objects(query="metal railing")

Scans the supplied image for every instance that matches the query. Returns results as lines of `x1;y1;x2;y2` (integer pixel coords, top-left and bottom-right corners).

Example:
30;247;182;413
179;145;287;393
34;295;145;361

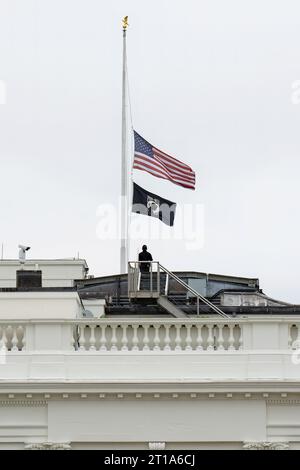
128;261;229;318
128;261;161;297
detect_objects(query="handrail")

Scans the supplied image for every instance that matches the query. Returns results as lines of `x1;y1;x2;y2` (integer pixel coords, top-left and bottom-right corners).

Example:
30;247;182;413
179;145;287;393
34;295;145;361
159;263;229;318
128;261;229;318
164;273;169;296
128;261;160;297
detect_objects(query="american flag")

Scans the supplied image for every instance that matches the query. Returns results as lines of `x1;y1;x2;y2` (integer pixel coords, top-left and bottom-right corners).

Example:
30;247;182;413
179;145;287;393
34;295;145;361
133;131;196;190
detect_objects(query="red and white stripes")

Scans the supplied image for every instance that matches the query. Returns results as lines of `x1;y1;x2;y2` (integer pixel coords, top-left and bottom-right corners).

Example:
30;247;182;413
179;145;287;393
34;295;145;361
133;147;195;190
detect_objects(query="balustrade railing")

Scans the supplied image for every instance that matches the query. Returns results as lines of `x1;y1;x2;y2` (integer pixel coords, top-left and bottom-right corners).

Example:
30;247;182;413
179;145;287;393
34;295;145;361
0;319;299;354
0;324;25;351
74;321;242;352
289;323;300;349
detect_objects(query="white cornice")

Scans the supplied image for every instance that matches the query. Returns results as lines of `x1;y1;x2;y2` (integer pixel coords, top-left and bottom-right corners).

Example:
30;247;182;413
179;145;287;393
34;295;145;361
1;380;300;392
0;259;87;267
0;392;299;403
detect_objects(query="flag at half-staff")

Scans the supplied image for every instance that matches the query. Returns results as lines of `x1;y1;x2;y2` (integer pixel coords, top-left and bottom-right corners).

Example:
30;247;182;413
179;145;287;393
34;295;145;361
132;183;176;226
133;131;196;190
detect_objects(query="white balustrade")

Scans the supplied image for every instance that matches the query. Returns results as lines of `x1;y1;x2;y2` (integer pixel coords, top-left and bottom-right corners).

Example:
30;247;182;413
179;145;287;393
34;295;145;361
217;325;224;351
132;325;139;351
185;325;192;351
153;325;160;351
71;326;77;350
290;323;300;349
100;325;107;351
11;326;18;352
89;325;96;351
207;324;214;351
288;324;293;348
79;325;86;351
143;325;150;351
0;318;297;385
196;324;203;351
239;323;244;350
70;321;243;352
121;324;128;351
164;325;171;351
0;324;25;351
0;319;298;354
111;325;118;351
228;324;235;351
175;324;181;351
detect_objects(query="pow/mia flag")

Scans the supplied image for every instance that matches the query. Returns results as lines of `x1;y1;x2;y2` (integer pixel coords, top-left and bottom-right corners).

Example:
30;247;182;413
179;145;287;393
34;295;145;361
132;183;176;226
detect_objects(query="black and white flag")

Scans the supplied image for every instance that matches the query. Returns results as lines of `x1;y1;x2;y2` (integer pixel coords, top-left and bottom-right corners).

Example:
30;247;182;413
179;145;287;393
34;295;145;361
132;183;176;227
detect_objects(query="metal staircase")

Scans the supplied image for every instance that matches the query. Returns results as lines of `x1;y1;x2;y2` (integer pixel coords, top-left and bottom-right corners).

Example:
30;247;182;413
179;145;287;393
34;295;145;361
128;261;229;318
156;295;188;318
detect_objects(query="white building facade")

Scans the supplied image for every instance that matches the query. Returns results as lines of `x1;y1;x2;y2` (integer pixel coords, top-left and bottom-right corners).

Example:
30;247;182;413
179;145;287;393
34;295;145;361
0;259;299;450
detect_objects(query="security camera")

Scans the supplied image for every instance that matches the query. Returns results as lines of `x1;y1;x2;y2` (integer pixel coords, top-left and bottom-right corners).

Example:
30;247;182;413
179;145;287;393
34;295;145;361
18;245;30;251
18;245;31;263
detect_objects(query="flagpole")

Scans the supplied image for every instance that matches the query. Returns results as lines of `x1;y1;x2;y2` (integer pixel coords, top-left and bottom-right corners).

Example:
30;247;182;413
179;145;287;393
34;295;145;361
120;16;129;274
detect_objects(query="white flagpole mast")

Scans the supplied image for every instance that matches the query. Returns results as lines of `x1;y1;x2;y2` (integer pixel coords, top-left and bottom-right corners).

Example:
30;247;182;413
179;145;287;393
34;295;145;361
120;16;129;274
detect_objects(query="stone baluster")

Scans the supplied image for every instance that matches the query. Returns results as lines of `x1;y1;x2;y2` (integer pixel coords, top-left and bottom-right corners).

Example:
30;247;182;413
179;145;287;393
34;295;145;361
121;324;128;351
99;325;107;351
153;325;160;351
163;325;171;351
175;324;182;351
228;324;235;351
185;325;192;351
196;324;203;351
111;325;118;351
71;326;78;351
89;325;96;351
79;325;86;351
11;326;18;352
132;325;139;351
21;325;26;351
6;325;12;351
0;326;7;351
2;326;7;351
207;324;214;351
296;324;300;342
217;324;224;351
143;325;150;351
293;323;300;351
238;325;243;350
288;325;293;348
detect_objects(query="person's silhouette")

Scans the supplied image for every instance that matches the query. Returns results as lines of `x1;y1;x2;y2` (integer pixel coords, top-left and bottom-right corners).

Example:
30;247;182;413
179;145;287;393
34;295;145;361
138;245;153;273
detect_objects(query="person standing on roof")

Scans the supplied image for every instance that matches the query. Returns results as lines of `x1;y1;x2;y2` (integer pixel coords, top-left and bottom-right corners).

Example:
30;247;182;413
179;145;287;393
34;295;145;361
138;245;153;273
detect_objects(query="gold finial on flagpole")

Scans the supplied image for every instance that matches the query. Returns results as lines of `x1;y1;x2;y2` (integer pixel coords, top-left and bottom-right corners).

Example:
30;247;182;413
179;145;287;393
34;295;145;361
122;16;129;31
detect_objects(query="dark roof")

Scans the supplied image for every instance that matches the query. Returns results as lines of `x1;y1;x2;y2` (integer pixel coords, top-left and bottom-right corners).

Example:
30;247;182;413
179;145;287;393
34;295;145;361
77;271;259;287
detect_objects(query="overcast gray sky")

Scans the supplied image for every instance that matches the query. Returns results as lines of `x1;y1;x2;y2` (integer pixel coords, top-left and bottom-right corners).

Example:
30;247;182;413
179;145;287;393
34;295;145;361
0;0;300;302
